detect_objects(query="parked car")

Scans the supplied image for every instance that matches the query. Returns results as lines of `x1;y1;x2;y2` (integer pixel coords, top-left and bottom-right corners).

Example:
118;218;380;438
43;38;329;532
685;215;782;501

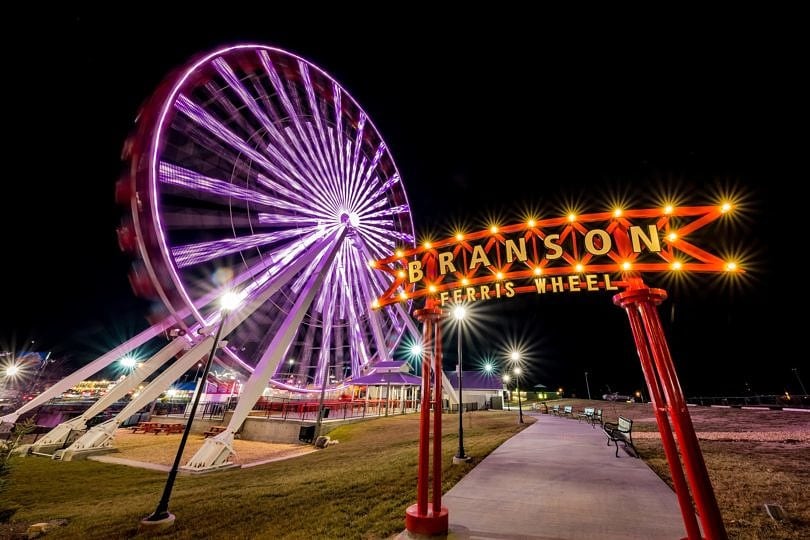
602;392;631;401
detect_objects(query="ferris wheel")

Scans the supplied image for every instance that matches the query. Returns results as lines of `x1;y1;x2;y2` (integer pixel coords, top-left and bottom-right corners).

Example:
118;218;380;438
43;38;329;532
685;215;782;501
119;44;416;390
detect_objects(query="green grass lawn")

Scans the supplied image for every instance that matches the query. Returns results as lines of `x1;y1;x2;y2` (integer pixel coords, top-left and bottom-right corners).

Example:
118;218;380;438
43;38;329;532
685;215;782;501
1;411;530;539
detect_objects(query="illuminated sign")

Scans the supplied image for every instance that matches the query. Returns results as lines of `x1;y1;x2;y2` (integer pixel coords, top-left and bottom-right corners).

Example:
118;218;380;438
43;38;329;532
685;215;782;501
372;203;740;308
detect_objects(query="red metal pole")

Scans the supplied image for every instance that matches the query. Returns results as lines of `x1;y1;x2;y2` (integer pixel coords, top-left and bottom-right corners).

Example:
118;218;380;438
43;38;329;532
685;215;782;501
638;300;727;540
406;302;449;535
619;298;702;540
417;316;432;516
432;316;443;514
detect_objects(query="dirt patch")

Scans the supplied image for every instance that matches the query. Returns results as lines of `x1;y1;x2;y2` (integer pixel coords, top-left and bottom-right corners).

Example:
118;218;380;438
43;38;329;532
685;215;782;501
110;428;312;466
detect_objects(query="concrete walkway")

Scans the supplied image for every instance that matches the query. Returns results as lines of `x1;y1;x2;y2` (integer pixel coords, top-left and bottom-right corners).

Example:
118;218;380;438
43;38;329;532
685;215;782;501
439;413;692;539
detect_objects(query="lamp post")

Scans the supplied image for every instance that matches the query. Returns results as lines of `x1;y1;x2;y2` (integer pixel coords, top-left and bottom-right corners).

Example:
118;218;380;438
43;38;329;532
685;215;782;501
514;366;524;424
452;305;470;464
584;370;591;400
141;291;241;530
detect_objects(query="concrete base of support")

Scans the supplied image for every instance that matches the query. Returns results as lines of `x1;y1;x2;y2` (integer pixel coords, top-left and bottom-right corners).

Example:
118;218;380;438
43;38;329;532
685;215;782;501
405;504;449;536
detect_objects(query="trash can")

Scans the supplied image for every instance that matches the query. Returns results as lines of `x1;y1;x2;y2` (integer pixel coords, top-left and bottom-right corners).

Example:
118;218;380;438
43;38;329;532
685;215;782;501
299;424;316;443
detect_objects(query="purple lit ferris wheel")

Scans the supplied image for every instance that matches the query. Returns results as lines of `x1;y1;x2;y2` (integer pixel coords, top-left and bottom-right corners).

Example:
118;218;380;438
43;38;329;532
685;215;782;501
118;44;416;391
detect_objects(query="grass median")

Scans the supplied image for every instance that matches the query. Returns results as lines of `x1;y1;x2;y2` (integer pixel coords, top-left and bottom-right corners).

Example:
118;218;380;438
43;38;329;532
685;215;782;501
1;411;530;539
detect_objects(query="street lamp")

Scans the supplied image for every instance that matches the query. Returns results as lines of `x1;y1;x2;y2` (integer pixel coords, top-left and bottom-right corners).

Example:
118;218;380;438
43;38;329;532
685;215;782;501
452;305;470;464
141;290;241;530
584;371;591;400
513;366;524;424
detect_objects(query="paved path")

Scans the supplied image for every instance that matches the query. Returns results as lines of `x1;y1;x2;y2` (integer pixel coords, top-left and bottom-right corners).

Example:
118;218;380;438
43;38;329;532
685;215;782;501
438;413;692;539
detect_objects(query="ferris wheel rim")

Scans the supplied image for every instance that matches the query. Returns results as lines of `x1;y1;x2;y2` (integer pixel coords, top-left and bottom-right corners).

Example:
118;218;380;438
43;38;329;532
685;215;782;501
129;43;415;383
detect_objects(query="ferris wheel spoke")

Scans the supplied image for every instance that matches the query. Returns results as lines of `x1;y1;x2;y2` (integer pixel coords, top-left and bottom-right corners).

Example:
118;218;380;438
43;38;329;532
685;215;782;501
361;204;411;219
172;226;325;268
353;173;401;216
299;62;341;187
331;83;347;201
254;172;336;217
357;225;404;252
281;126;341;210
213;57;314;187
174;94;334;209
259;52;337;197
210;63;337;210
347;144;386;211
353;254;392;361
304;122;340;195
159;162;320;216
315;280;337;386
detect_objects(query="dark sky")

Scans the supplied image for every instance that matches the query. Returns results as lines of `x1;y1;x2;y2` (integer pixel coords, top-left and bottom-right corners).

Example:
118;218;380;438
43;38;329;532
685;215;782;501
2;13;794;397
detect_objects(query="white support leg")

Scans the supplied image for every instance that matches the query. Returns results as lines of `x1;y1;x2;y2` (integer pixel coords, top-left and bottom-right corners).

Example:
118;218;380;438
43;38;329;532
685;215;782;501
25;338;189;454
0;320;180;425
56;337;214;461
183;229;345;471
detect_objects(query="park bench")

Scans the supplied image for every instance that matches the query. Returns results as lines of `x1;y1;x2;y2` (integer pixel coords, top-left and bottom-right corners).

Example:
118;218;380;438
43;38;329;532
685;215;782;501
562;405;574;418
203;425;227;438
603;416;638;457
551;405;560;415
590;408;603;428
158;423;185;435
130;422;162;434
578;407;595;423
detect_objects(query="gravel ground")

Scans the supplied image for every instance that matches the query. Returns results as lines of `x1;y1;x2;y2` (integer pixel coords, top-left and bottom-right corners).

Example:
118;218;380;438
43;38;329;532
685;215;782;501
110;429;314;466
633;430;810;442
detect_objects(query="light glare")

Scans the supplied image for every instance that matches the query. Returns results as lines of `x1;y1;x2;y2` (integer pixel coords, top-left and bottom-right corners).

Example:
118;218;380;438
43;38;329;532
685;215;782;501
221;291;241;311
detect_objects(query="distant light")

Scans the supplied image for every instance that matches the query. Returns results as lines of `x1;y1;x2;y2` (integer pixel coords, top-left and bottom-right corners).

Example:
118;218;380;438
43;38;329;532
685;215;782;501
672;261;683;271
453;306;466;321
502;374;511;383
120;356;137;369
558;387;563;393
461;277;469;286
368;260;376;268
5;365;19;377
668;232;678;241
513;366;522;376
397;270;405;279
527;219;536;228
455;232;464;241
483;363;493;373
424;241;432;249
664;205;674;215
613;208;623;217
568;213;576;222
371;299;379;309
510;351;521;361
575;263;584;273
221;291;241;311
399;291;408;300
725;261;738;272
396;249;404;258
490;225;499;234
720;202;732;213
534;267;542;275
288;358;295;365
496;271;504;280
167;389;177;397
428;284;437;293
410;344;422;356
622;261;632;271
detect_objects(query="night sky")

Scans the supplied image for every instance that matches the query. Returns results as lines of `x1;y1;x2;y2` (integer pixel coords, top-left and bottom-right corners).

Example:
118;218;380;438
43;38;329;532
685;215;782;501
2;13;790;397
